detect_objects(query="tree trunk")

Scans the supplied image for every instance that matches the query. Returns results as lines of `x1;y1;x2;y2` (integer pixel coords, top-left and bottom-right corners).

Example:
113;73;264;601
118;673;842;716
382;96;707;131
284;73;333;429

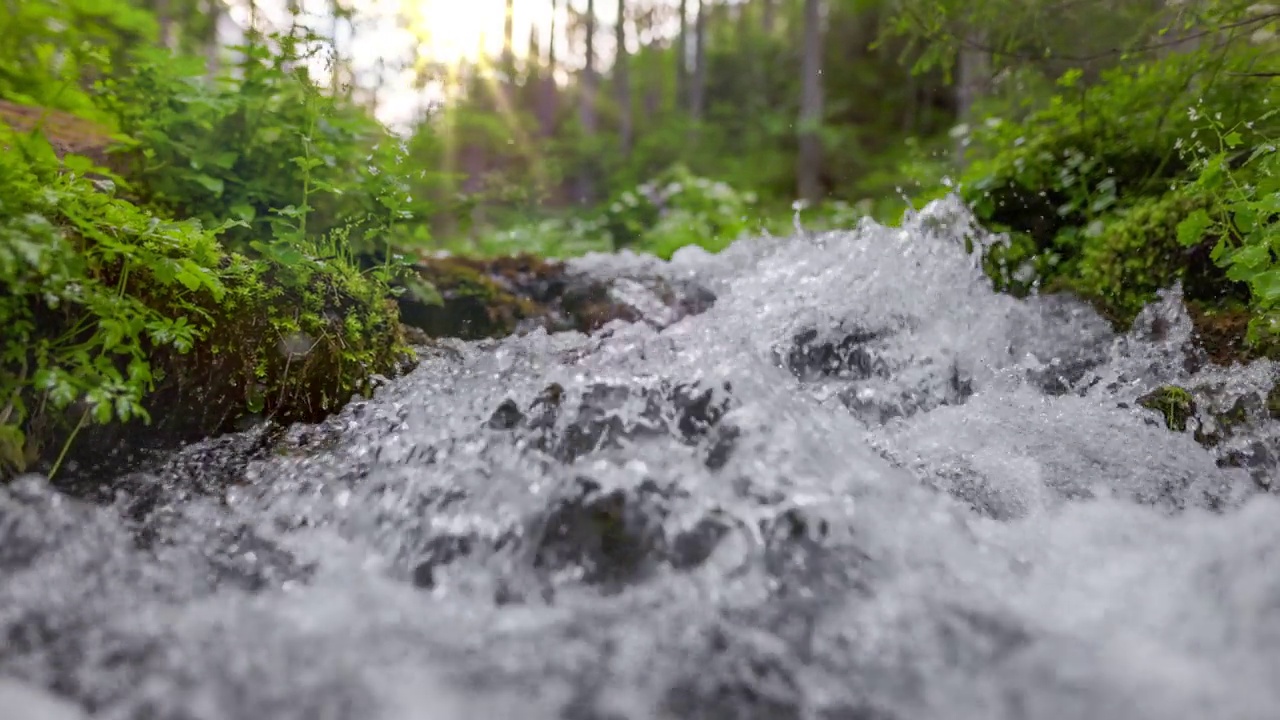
954;29;989;165
153;0;176;50
689;0;707;123
548;0;558;68
578;0;599;204
796;0;824;204
615;0;633;157
204;0;221;78
539;0;559;140
637;6;660;119
762;0;776;34
676;0;688;111
330;1;342;96
503;0;516;74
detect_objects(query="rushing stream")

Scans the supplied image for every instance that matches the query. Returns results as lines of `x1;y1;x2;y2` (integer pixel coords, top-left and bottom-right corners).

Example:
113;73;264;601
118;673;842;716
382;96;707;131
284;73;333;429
2;196;1279;720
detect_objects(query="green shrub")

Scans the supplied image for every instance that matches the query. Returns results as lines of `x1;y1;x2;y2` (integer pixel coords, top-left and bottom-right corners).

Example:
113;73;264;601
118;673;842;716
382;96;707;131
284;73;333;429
950;48;1278;345
0;0;156;120
1176;108;1280;345
602;165;759;258
0;123;227;473
461;215;614;258
102;39;418;264
0;121;407;479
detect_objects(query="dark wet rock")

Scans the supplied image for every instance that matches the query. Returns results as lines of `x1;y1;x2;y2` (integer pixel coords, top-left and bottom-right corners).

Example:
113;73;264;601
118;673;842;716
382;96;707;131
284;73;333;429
669;513;734;570
1026;355;1105;396
784;326;891;382
487;399;526;430
531;478;673;589
410;534;475;590
523;476;745;593
703;423;742;471
396;254;717;341
1128;382;1278;489
1219;441;1277;489
201;525;316;593
488;380;737;467
398;255;545;340
1137;385;1196;432
840;360;974;427
758;506;875;600
662;625;805;720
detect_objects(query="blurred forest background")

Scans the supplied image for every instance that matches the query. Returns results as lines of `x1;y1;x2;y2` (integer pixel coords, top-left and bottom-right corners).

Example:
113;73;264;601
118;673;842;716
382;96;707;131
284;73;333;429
0;0;1276;473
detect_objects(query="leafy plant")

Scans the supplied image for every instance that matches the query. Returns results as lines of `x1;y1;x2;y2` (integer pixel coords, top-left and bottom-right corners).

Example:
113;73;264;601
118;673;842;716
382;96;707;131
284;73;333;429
603;165;759;258
0;124;229;475
1176;107;1280;344
0;0;157;119
102;34;419;265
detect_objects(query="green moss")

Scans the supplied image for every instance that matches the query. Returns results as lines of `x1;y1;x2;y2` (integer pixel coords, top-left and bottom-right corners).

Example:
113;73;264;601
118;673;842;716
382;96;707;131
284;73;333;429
1069;194;1184;325
397;255;546;340
204;257;410;424
1137;385;1196;432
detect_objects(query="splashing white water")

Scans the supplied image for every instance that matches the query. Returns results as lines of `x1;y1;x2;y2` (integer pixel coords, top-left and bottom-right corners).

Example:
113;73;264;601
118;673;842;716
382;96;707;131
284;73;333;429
1;195;1277;720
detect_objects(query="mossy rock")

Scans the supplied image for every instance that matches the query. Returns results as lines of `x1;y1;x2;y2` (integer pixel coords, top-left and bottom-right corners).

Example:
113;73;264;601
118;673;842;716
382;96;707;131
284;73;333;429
396;253;711;341
397;254;551;340
20;255;413;484
0;100;119;167
1063;192;1245;329
1186;302;1280;366
1137;385;1196;432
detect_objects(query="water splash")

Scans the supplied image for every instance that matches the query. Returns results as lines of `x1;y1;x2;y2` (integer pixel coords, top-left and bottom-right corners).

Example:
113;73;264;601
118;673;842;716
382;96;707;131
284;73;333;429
1;195;1277;720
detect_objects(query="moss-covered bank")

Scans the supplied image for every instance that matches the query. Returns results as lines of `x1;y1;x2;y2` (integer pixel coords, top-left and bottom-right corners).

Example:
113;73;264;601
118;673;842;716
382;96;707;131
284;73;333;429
1;108;411;481
944;51;1278;365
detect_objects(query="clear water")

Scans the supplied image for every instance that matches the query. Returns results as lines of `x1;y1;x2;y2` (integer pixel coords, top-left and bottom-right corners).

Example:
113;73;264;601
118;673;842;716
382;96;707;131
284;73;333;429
2;196;1278;720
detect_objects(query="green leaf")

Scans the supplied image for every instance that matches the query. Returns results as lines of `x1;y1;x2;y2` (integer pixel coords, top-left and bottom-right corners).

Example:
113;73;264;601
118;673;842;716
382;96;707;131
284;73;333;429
1226;243;1272;272
1250;270;1280;303
1176;209;1212;247
231;203;257;222
403;276;443;307
62;154;96;175
246;385;265;414
190;174;225;195
1223;131;1242;149
208;151;239;169
0;424;27;471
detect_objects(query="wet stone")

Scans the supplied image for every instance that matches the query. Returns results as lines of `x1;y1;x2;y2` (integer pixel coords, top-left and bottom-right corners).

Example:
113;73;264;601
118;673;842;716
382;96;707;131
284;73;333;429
409;534;475;590
531;480;671;589
202;525;315;593
487;380;738;467
784;326;892;383
840;361;974;427
662;625;805;720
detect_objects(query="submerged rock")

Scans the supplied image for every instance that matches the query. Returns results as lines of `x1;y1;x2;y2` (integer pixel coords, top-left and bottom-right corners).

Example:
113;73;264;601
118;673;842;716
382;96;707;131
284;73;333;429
485;379;737;468
396;253;717;341
1137;385;1196;432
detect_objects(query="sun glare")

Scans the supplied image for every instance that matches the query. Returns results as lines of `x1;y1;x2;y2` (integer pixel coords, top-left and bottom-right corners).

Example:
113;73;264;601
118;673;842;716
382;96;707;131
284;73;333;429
408;0;555;66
